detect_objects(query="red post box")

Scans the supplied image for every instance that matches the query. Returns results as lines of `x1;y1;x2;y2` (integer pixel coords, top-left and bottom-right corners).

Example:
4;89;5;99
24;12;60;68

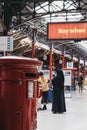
0;56;42;130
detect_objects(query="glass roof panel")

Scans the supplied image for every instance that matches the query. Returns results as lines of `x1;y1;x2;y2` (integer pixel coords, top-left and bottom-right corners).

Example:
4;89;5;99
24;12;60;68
36;1;83;22
78;40;87;49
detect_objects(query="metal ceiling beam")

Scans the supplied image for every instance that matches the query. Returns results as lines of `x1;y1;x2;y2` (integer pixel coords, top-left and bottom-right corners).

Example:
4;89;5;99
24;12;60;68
3;0;87;60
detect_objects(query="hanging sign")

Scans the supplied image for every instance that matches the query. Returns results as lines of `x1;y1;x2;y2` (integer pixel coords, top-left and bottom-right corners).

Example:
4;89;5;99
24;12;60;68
47;22;87;40
0;36;13;51
67;62;73;68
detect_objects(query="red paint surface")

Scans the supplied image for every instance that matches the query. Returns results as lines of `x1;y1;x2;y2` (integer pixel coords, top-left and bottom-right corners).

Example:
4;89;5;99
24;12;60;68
48;22;87;40
0;56;42;130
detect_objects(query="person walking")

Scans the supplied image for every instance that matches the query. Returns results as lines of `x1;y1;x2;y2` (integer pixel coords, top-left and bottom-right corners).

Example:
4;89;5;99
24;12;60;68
38;72;49;110
71;76;77;91
78;72;83;94
51;69;66;114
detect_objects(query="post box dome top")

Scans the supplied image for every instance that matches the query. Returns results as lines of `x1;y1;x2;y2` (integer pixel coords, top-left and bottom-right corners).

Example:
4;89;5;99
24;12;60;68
0;56;37;60
0;56;42;66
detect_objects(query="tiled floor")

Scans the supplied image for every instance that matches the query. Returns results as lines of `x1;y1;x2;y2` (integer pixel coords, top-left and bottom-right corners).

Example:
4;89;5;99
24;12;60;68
37;88;87;130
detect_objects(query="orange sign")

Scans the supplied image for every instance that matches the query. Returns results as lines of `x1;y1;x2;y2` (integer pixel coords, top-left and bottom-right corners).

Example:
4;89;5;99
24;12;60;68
47;22;87;40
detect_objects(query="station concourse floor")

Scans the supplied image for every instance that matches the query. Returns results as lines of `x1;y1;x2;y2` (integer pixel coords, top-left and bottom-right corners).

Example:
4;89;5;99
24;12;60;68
37;87;87;130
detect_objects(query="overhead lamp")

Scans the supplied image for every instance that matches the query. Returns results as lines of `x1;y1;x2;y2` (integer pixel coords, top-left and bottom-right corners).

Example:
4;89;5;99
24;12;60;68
59;59;62;64
43;55;47;60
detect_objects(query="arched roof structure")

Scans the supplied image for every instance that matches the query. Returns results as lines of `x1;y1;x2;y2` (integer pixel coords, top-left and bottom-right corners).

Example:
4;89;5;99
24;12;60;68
1;0;87;62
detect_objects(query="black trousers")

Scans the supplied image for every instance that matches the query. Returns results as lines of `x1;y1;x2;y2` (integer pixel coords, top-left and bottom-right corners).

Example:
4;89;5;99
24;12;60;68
42;91;48;104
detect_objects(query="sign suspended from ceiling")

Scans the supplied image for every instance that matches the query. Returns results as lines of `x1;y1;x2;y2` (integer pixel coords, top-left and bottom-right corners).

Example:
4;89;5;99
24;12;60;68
0;36;13;51
47;22;87;40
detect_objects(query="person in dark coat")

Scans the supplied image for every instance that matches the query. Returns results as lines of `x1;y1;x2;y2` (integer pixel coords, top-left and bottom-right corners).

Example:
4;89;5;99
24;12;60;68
51;69;66;114
78;72;83;94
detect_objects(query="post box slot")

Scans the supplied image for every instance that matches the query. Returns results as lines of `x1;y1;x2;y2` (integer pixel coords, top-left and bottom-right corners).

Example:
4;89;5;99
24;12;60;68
25;73;36;78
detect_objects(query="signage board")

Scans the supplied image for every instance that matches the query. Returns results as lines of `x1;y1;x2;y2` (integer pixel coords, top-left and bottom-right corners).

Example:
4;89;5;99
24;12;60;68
67;62;73;68
63;70;71;86
63;70;72;98
0;36;13;51
47;22;87;40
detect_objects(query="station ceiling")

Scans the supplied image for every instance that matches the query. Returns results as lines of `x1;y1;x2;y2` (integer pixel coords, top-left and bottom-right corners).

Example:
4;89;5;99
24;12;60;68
1;0;87;62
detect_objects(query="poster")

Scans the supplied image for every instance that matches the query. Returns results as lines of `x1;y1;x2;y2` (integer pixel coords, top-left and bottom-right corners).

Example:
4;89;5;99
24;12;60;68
63;70;71;86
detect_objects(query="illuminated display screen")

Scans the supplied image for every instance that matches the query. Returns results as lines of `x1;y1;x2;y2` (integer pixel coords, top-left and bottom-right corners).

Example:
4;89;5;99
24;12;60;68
47;22;87;40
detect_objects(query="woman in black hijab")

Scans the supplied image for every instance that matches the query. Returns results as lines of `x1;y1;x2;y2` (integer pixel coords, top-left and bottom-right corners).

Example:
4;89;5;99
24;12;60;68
52;69;66;114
